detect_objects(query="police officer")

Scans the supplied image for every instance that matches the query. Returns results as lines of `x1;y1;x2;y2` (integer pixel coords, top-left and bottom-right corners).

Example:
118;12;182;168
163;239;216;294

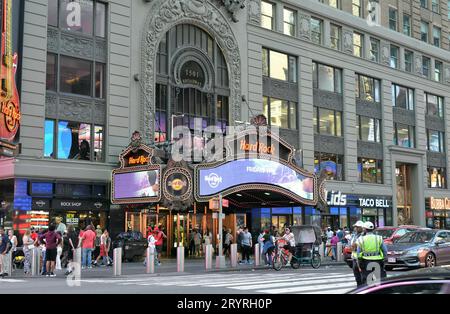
357;221;387;285
350;221;365;286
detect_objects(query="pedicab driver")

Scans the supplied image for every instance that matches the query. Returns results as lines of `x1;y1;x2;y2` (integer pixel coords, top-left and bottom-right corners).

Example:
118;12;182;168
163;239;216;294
282;227;295;266
357;221;387;285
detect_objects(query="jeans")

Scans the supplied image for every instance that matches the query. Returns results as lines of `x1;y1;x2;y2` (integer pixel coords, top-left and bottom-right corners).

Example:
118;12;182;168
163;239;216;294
242;245;251;262
82;248;93;267
332;246;337;260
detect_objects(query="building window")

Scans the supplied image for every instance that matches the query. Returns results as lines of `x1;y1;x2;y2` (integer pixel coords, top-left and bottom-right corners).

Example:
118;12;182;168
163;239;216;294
261;1;274;30
329;0;340;9
369;38;380;62
330;24;341;50
403;14;411;36
428;167;446;188
425;93;444;117
422;56;431;78
404;50;413;73
312;62;342;93
46;53;57;91
389;7;398;31
314;152;344;181
262;48;297;82
54;0;105;37
311;17;323;45
352;0;362;17
394;123;415;148
433;26;441;47
358;158;383;184
263;97;297;129
353;33;363;57
313;107;342;137
357;116;381;142
432;0;439;13
390;45;399;69
283;8;296;36
59;56;92;96
435;61;443;82
421;0;428;9
427;130;445;152
421;21;429;43
355;74;381;102
392;84;414;110
44;120;104;161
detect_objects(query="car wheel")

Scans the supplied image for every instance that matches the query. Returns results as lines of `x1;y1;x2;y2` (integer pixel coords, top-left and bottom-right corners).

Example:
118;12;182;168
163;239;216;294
425;253;436;268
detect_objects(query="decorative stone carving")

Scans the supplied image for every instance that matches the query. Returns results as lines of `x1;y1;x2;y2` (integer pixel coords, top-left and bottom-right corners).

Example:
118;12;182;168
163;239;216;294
380;43;390;66
172;48;214;92
393;107;416;126
263;77;298;102
425;115;445;132
141;0;242;143
45;93;58;119
94;100;107;125
219;0;246;22
314;134;345;155
59;96;92;123
357;141;383;160
356;100;382;119
298;13;311;41
427;151;447;168
313;90;343;111
342;30;353;54
47;27;59;52
60;32;94;59
247;0;260;24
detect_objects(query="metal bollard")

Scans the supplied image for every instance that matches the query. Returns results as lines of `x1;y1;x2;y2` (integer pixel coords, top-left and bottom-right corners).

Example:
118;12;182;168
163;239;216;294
31;247;41;276
230;243;237;268
113;247;122;276
177;246;185;272
254;243;260;266
6;252;12;277
146;247;155;274
337;242;343;262
319;243;325;260
205;244;213;270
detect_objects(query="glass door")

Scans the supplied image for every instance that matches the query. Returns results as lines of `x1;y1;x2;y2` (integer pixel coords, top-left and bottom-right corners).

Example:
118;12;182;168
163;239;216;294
271;215;291;232
396;165;413;225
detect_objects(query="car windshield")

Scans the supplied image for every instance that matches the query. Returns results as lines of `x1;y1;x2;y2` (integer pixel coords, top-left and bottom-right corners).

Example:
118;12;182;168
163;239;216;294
374;229;395;239
395;231;435;244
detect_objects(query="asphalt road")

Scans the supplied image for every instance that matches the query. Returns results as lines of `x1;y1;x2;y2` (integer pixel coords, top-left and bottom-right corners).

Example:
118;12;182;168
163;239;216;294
0;264;408;294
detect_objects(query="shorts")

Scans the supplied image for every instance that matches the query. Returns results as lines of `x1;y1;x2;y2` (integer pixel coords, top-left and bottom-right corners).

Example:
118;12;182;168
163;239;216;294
100;244;107;257
155;245;162;254
46;248;57;262
283;244;294;254
0;254;4;267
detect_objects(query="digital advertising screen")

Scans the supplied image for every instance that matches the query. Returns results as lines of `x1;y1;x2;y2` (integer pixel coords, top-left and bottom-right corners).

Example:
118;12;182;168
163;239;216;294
198;159;314;200
113;170;160;200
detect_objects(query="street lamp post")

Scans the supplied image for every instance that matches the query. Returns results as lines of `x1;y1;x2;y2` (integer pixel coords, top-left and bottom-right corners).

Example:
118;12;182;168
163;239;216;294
217;193;226;268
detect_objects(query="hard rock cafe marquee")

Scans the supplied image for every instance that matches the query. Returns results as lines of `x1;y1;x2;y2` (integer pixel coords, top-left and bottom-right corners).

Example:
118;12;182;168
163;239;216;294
111;124;327;253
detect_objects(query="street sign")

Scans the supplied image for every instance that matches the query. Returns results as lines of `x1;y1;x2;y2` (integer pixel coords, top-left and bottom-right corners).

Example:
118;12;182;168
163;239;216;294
209;198;219;210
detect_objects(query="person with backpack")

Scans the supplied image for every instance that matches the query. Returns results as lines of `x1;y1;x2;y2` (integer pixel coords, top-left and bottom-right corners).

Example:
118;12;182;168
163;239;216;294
39;223;62;277
0;227;11;277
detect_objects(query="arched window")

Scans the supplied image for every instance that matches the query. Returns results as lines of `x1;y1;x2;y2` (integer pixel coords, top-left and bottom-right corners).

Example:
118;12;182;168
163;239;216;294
154;24;230;144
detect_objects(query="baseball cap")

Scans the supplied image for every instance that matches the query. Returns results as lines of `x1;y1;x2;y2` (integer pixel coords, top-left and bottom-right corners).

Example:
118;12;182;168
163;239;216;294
363;221;375;230
353;221;364;228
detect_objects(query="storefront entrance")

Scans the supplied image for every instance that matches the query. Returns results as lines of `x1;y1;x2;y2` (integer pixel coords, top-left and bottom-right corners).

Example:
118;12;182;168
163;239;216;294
53;210;108;232
396;164;413;225
271;215;291;231
321;215;339;231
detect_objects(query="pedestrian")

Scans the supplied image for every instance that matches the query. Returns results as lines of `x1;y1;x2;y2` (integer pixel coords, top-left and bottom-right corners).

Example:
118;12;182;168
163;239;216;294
22;229;34;275
55;217;67;234
144;229;157;266
336;227;344;243
193;229;202;257
257;230;265;256
282;227;296;266
153;227;166;265
189;229;195;256
236;226;243;262
223;229;233;257
30;227;38;243
357;221;387;286
239;227;252;264
7;230;17;263
97;229;111;266
0;227;11;277
94;225;102;261
64;225;79;276
330;232;339;261
55;231;63;271
350;221;365;286
262;230;275;266
203;228;212;256
39;223;61;277
80;225;96;269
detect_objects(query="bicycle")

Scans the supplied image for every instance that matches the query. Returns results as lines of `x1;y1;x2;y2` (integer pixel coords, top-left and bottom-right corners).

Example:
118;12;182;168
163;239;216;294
272;239;321;271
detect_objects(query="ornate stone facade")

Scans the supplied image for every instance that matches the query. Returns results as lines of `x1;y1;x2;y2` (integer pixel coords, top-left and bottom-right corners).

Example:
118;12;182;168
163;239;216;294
247;0;260;24
141;0;242;143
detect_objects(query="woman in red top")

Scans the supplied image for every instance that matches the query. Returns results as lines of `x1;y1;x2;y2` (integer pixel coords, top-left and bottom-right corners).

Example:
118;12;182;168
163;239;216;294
330;232;339;261
153;227;166;265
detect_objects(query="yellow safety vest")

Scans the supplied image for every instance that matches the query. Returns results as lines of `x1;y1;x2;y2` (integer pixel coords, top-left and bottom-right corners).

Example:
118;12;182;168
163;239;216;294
358;234;384;260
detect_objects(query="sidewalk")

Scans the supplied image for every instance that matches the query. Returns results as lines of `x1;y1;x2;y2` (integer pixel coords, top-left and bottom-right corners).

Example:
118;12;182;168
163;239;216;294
8;257;347;279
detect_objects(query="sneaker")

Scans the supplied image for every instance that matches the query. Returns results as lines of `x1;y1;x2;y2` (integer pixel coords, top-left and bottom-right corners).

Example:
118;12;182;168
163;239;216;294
46;273;51;277
157;261;161;266
41;272;47;276
88;266;92;269
65;270;72;276
50;272;56;277
81;266;85;270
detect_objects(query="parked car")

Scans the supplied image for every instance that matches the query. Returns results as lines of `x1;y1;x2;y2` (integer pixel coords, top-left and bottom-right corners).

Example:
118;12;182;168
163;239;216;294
374;225;427;245
112;231;148;262
385;229;450;270
348;266;450;294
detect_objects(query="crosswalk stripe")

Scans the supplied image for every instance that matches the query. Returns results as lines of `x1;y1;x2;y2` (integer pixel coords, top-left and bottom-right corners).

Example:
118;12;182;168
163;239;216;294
302;287;355;294
204;274;354;288
259;282;357;294
0;279;26;283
